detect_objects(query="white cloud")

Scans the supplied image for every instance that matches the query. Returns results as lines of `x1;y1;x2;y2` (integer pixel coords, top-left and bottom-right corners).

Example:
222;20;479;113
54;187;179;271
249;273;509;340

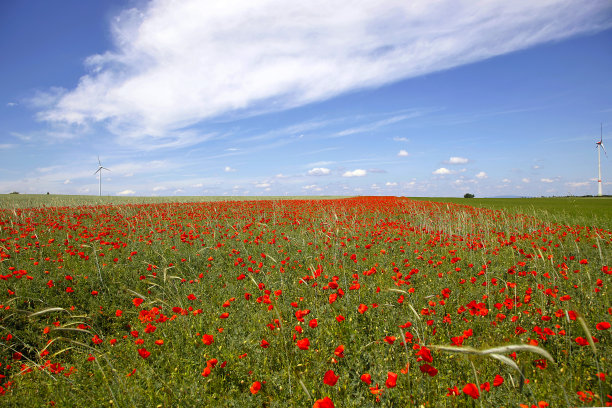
522;178;530;183
255;183;271;188
192;183;203;187
303;184;322;191
224;166;237;172
566;181;589;188
308;167;331;176
393;137;409;142
334;113;418;137
117;189;136;195
502;178;511;183
153;186;167;191
475;171;487;179
385;181;398;186
433;167;452;175
448;156;469;164
540;178;554;183
63;179;71;184
397;149;409;157
342;169;367;177
36;0;612;145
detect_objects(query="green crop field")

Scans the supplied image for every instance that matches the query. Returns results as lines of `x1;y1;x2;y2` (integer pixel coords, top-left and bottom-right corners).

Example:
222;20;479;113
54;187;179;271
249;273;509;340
411;197;612;231
0;194;346;209
0;196;610;407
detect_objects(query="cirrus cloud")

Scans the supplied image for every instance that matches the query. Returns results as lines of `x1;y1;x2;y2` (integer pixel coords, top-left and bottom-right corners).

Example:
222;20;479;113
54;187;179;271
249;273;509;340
35;0;612;147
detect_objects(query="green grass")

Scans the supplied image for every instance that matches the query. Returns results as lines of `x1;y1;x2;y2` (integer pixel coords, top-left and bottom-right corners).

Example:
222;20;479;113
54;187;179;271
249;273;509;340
410;196;612;230
0;196;609;407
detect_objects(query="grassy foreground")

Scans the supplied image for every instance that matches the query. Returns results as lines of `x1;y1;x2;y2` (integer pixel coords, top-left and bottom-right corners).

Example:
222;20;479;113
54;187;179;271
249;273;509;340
0;196;610;407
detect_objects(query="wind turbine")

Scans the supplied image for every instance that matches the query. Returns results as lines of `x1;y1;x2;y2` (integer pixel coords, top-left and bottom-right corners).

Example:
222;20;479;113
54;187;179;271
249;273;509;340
596;123;607;197
94;156;111;196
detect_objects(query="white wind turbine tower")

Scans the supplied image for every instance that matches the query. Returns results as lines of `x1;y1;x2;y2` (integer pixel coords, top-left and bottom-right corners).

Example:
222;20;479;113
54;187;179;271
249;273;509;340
94;156;111;196
596;124;607;197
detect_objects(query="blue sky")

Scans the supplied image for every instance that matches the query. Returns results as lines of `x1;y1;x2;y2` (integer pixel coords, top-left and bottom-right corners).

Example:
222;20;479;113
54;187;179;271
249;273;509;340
1;0;611;197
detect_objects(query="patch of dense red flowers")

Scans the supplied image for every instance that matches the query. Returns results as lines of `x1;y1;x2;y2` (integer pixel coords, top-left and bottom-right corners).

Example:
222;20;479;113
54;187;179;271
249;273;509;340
0;197;609;405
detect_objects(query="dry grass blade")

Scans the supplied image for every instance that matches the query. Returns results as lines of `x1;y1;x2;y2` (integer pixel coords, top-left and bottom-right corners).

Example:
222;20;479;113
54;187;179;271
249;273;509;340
298;379;312;400
51;327;92;334
28;307;71;318
577;316;597;354
429;344;555;364
488;353;520;372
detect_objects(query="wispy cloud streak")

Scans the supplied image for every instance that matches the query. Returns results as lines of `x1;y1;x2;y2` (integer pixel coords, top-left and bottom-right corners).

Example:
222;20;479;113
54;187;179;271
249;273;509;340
36;0;612;147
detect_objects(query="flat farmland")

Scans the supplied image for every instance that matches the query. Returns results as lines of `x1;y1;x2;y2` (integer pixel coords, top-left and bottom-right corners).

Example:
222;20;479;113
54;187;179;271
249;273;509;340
0;196;609;407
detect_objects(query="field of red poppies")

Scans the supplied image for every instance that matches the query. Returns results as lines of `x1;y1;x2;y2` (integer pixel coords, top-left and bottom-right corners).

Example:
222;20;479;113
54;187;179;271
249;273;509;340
0;197;609;407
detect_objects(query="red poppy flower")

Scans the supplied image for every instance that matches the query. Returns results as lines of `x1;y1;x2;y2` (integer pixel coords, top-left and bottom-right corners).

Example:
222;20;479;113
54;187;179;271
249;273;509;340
416;347;433;363
451;336;464;346
360;373;372;384
133;298;144;307
144;324;156;334
446;386;460;396
595;322;610;330
201;366;211;377
385;371;398;388
297;338;310;350
323;370;339;386
334;345;344;358
493;374;504;387
313;396;334;408
260;339;270;348
358;304;368;314
419;363;438;377
219;312;229;319
309;319;318;328
575;337;589;346
462;383;479;399
137;348;150;359
250;381;261;394
201;334;214;345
